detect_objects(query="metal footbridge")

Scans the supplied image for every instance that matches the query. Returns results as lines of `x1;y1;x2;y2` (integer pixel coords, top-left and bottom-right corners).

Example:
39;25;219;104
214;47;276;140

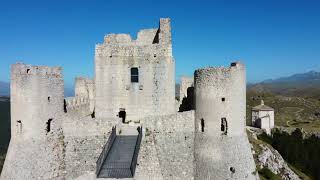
96;126;142;178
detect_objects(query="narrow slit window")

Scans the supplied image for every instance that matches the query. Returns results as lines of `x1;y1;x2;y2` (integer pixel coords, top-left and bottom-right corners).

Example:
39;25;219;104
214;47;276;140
46;119;53;133
201;118;205;132
63;99;67;113
17;120;22;133
131;67;139;83
221;118;228;135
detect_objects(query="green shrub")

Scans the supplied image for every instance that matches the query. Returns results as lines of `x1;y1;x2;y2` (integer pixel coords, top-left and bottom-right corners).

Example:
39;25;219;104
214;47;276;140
258;167;281;180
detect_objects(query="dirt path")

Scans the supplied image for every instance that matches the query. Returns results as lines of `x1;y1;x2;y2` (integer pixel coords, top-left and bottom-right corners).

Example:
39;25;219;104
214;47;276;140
286;107;304;127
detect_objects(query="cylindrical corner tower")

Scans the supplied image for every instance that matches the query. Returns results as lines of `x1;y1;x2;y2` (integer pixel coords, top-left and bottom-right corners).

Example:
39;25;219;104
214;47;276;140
194;62;256;179
10;63;64;140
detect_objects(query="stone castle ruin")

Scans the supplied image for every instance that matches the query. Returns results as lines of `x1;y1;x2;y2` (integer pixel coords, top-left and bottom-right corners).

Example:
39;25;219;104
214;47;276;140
1;18;257;180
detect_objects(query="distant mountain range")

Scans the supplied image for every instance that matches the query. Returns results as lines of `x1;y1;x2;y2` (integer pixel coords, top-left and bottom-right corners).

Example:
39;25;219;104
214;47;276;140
248;71;320;97
1;70;320;98
0;81;74;97
0;82;9;96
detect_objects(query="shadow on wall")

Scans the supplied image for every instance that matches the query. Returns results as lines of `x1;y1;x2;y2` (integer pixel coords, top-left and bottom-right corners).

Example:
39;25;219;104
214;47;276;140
179;87;194;112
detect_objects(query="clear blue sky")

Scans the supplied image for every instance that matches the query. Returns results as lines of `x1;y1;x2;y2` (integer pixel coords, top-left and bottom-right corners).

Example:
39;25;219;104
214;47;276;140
1;0;320;87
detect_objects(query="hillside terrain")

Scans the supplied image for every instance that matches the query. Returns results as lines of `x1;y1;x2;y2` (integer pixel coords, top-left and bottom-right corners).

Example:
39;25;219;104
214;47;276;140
0;82;9;97
0;96;10;173
0;81;75;97
246;90;320;133
247;71;320;133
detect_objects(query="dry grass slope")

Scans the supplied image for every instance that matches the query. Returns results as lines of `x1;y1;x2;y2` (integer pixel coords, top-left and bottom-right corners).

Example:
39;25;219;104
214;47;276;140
247;91;320;133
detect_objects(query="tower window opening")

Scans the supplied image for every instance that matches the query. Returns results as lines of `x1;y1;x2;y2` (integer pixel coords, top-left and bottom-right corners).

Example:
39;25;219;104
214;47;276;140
91;110;95;118
201;118;205;132
230;167;236;173
63;99;67;113
222;97;225;102
221;118;228;135
27;69;30;74
46;119;53;133
131;67;139;83
48;96;51;102
17;120;22;133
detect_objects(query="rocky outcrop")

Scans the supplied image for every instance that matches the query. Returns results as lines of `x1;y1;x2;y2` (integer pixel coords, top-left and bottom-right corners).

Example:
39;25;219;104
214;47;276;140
247;127;301;180
257;144;300;180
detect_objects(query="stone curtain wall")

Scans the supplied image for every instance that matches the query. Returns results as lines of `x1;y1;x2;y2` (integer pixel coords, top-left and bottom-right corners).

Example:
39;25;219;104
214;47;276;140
64;111;195;179
65;96;91;116
136;111;194;179
62;115;118;179
74;77;95;113
94;18;175;121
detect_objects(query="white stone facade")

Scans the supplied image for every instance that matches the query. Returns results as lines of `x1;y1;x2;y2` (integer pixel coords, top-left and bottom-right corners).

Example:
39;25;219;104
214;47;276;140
94;18;175;121
252;100;275;134
1;19;257;180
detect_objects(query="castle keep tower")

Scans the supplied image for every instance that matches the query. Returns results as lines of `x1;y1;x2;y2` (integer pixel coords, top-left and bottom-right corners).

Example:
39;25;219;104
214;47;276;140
194;62;256;179
94;18;175;121
10;63;64;139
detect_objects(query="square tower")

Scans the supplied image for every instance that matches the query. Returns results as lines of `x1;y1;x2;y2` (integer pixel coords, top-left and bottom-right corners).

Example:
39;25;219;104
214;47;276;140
94;18;175;121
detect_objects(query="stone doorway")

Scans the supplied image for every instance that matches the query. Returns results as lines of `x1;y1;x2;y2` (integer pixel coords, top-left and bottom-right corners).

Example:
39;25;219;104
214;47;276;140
118;109;126;123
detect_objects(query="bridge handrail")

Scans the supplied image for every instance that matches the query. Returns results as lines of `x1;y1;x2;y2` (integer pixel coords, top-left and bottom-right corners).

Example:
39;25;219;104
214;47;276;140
96;126;117;177
130;126;143;176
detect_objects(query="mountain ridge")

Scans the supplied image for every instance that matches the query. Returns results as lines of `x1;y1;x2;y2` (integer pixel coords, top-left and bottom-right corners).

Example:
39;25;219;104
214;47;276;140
248;70;320;97
0;81;74;97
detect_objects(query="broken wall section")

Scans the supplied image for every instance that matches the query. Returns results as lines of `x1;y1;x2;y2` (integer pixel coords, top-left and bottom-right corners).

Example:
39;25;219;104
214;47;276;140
178;76;194;112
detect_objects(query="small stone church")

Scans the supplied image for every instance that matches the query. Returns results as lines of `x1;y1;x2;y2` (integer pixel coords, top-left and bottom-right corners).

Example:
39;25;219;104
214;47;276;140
252;100;275;134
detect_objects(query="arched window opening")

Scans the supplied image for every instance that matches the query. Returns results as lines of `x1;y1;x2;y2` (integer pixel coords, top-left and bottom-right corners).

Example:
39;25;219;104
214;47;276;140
221;118;228;135
201;118;205;132
131;67;139;83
